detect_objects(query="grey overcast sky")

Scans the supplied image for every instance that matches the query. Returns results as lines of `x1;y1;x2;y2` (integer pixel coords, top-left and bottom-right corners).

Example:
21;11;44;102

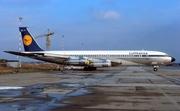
0;0;180;62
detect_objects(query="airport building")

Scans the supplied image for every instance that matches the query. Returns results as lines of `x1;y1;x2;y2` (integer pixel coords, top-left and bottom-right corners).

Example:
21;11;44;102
6;60;20;68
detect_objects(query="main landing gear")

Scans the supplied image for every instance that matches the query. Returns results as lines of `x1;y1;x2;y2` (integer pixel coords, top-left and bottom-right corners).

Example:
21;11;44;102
84;67;97;71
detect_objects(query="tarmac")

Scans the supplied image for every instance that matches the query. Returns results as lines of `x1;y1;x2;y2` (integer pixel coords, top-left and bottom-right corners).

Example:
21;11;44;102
0;66;180;111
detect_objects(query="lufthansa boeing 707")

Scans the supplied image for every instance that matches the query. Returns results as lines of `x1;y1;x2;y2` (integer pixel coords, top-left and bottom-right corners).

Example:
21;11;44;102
4;27;175;71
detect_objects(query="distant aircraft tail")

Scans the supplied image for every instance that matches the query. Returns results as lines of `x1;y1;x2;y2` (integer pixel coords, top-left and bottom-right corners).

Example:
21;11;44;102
19;27;44;51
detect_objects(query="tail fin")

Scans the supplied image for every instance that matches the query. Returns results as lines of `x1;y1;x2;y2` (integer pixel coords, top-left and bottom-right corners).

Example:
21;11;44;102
19;27;44;51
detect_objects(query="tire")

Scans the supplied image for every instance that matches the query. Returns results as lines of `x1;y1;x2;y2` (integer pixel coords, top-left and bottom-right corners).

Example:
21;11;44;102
153;67;158;71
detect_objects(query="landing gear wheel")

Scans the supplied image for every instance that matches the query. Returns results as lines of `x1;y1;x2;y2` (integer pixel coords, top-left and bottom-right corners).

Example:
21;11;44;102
84;67;97;71
84;67;88;71
153;67;158;71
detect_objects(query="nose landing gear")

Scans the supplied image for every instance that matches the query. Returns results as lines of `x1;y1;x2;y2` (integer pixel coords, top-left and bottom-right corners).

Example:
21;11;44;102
153;67;158;71
153;66;159;71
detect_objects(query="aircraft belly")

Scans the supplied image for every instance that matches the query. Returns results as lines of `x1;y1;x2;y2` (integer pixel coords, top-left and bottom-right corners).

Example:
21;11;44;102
119;58;150;66
114;58;139;66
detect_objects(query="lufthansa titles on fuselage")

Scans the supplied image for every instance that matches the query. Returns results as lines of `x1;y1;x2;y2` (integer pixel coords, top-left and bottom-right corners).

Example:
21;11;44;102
129;52;148;55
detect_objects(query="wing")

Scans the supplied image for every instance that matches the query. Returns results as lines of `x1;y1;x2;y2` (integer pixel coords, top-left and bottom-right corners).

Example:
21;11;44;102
4;51;121;67
4;51;70;64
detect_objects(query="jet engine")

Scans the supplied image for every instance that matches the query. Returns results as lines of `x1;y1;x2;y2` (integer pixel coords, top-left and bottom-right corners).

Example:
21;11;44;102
88;60;121;67
66;57;90;66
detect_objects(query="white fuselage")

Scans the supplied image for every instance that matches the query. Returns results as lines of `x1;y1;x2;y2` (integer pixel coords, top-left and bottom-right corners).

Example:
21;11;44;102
26;50;172;66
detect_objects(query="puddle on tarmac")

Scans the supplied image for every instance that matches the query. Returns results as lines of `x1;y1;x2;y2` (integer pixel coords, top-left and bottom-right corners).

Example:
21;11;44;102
0;82;92;111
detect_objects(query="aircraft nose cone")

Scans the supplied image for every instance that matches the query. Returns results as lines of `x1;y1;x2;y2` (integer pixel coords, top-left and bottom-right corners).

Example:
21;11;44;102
171;57;175;62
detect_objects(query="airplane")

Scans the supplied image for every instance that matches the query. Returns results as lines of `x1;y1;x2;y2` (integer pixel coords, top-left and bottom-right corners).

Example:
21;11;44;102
4;27;175;71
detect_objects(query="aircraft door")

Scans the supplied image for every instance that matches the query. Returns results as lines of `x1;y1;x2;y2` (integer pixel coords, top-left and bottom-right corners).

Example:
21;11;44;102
146;54;149;60
106;54;109;59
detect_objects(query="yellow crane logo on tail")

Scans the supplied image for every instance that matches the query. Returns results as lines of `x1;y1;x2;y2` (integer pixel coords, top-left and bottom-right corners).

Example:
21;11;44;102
23;35;32;46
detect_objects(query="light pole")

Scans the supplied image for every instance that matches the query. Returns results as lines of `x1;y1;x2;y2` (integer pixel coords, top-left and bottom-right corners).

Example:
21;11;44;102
62;35;64;50
18;17;22;67
81;43;83;50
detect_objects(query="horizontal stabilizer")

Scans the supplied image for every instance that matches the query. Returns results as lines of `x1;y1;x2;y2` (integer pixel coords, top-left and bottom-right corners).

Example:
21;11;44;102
4;51;44;57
